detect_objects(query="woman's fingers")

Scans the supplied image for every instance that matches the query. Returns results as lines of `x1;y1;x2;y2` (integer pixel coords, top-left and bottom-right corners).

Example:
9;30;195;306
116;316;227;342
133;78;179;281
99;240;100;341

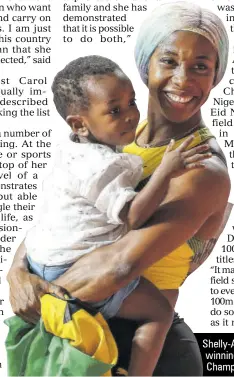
8;267;70;324
46;282;70;299
9;283;41;324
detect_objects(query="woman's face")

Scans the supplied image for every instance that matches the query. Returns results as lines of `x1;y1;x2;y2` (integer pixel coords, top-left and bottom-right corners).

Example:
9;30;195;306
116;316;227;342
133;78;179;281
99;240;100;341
148;31;218;124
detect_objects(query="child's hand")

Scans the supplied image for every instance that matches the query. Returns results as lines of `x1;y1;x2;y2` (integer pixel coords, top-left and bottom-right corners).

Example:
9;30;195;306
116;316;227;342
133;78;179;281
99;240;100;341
161;135;212;178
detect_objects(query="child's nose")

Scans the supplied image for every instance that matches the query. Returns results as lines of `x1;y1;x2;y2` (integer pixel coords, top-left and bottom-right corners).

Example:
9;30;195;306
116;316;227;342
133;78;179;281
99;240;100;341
125;116;132;123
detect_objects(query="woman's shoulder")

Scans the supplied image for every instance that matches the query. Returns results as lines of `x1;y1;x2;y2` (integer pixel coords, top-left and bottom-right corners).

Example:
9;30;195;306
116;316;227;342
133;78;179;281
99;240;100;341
206;137;227;167
203;138;230;196
163;132;230;217
169;149;230;217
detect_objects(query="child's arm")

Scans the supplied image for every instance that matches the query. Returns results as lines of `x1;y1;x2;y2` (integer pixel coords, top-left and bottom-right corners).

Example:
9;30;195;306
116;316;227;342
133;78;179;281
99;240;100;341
123;135;211;230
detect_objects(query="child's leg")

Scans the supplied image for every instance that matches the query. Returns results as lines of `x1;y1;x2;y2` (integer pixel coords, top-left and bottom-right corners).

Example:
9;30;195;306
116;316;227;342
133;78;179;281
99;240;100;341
116;277;173;376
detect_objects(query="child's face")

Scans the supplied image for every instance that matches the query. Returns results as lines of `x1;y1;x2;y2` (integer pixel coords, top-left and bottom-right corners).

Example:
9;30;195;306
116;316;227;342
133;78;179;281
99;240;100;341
79;71;140;146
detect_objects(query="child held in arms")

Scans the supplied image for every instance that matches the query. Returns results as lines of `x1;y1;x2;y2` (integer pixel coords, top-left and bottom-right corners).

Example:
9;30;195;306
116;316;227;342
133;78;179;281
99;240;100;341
25;55;211;375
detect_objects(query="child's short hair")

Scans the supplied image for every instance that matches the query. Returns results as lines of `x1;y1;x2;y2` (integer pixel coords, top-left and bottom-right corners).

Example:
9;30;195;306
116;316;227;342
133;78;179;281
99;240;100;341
52;55;123;120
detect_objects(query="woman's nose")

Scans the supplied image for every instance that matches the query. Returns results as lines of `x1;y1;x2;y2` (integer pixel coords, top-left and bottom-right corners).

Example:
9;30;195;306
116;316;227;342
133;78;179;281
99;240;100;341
172;65;193;88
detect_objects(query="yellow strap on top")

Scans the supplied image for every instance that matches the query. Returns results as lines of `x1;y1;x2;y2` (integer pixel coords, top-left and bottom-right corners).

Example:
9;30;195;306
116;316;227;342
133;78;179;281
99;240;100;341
123;121;214;290
41;295;118;376
124;120;214;180
143;243;194;289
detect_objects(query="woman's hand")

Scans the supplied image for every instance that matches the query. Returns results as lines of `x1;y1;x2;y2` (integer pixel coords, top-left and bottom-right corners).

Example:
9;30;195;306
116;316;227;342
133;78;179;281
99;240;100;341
7;244;68;324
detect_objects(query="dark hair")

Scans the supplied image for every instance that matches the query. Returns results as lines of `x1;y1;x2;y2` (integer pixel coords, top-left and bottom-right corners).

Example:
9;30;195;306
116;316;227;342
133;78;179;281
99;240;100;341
52;55;123;120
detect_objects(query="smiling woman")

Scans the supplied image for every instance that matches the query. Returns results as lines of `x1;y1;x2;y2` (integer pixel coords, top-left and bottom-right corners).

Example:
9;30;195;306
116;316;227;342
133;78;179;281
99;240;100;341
147;31;217;125
135;2;228;87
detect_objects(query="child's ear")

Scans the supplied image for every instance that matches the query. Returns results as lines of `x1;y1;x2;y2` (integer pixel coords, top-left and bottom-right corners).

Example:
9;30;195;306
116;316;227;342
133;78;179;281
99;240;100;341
66;115;89;138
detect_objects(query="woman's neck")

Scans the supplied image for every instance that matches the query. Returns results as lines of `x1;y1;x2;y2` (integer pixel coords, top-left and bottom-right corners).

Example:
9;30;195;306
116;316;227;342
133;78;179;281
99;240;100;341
142;98;204;147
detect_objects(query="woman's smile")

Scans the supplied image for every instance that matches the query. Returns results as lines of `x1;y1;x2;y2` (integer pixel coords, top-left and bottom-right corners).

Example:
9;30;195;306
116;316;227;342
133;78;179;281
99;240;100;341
164;92;194;104
148;31;217;124
160;85;201;119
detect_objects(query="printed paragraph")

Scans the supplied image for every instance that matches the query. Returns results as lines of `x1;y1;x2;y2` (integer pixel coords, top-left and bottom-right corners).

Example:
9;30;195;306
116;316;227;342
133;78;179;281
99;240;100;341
209;229;234;328
195;333;234;376
0;76;49;119
62;0;147;44
0;128;52;257
217;3;234;32
0;1;52;65
211;2;234;169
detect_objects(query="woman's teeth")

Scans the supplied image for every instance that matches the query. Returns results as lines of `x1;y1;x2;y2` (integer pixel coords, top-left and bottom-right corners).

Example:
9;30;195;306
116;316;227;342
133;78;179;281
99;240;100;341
166;93;193;103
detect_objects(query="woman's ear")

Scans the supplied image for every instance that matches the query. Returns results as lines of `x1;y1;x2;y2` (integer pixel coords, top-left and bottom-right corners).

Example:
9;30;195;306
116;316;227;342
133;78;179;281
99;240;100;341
66;115;89;138
212;75;217;89
212;62;219;88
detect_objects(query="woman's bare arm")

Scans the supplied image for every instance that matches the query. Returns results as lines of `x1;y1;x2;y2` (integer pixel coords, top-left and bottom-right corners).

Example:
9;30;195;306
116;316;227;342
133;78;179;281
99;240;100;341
54;158;230;300
7;158;230;320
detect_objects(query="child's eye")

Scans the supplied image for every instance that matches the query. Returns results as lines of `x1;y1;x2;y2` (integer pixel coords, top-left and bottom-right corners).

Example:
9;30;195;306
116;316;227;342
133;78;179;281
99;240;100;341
110;107;120;114
129;98;137;106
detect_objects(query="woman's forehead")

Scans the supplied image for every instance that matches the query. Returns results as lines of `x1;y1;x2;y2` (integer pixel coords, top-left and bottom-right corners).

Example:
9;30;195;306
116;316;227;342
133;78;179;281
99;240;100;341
155;31;217;59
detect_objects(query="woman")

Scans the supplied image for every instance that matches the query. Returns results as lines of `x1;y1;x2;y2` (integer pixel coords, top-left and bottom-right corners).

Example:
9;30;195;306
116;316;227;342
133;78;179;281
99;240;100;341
7;1;230;375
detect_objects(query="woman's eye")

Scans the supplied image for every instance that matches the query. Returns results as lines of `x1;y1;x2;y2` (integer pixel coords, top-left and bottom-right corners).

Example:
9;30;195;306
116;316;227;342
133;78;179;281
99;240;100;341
110;107;120;114
160;58;176;66
129;98;137;106
194;63;208;71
